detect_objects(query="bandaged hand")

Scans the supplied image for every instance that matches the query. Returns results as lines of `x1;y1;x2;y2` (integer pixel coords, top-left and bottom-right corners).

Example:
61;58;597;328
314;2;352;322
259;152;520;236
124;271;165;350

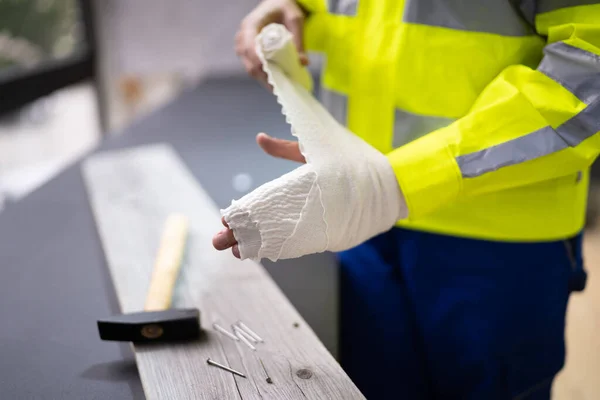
214;24;408;261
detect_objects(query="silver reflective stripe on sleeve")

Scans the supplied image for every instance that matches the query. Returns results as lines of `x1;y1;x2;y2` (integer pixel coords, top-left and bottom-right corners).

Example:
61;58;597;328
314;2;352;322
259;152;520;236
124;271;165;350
457;126;563;178
320;86;348;126
402;0;534;36
457;42;600;178
328;0;358;16
539;42;600;104
393;108;455;148
537;0;599;14
458;102;600;178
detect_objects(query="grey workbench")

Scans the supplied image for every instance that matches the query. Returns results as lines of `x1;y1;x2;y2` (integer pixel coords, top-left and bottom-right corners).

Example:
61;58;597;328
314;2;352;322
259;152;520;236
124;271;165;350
0;77;339;399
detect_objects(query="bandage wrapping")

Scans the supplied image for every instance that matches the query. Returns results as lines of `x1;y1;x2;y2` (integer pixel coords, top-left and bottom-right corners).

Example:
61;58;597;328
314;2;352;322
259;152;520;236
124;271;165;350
221;24;407;261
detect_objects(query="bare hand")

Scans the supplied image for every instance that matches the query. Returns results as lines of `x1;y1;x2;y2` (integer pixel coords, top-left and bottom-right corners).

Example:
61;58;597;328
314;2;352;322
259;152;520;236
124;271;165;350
235;0;309;89
213;133;304;258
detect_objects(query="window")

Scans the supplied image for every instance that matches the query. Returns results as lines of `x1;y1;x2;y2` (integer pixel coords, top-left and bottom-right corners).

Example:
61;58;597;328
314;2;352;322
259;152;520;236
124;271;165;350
0;0;95;115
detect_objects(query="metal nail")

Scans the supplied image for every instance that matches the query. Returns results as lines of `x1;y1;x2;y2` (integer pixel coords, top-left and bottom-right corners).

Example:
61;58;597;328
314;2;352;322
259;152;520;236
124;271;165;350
260;358;273;384
207;358;247;378
213;323;239;341
233;326;256;351
233;325;257;343
237;321;264;342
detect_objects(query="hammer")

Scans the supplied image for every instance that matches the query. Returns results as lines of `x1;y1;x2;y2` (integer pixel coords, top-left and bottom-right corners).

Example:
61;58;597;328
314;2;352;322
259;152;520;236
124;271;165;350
97;213;202;343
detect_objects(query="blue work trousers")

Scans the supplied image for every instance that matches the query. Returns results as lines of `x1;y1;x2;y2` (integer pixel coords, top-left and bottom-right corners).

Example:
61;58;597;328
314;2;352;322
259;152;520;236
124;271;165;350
339;228;586;400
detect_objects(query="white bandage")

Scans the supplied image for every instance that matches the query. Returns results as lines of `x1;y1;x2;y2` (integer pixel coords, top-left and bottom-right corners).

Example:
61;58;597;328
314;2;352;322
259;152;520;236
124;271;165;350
221;24;407;261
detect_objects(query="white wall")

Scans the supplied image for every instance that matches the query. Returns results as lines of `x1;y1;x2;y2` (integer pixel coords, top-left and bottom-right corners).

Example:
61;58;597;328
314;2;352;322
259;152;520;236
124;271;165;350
97;0;256;80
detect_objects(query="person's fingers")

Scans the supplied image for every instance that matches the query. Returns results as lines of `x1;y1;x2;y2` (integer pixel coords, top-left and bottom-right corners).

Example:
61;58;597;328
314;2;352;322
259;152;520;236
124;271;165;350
284;8;308;65
299;53;310;66
240;27;261;65
236;28;272;89
232;244;241;259
257;132;306;163
236;1;308;88
240;56;272;91
213;228;237;250
234;30;243;55
217;218;240;258
241;56;266;81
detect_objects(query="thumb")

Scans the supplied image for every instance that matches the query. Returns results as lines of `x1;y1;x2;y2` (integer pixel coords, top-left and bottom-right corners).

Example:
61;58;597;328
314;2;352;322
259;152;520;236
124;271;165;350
256;133;306;163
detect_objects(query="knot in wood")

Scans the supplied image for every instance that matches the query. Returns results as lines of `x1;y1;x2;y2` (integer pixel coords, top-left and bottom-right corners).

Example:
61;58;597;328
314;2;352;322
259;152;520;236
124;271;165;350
296;368;313;380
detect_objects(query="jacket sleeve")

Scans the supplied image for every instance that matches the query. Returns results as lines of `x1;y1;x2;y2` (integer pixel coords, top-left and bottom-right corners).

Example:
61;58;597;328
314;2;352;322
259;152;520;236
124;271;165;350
387;2;600;219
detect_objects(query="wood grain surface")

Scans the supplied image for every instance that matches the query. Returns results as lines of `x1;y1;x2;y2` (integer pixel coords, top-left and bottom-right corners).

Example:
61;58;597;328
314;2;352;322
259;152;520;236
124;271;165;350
82;143;364;400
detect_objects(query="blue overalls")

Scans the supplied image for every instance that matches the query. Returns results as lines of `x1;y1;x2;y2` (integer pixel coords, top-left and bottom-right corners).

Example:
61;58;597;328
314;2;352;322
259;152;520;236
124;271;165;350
339;228;586;400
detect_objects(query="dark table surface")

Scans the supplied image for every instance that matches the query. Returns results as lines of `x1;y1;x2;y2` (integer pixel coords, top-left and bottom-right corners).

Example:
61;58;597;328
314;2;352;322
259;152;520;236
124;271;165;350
0;77;338;399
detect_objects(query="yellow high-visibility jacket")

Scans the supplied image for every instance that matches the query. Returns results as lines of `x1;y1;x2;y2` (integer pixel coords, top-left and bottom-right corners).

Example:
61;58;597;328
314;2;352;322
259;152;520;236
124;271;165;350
296;0;600;242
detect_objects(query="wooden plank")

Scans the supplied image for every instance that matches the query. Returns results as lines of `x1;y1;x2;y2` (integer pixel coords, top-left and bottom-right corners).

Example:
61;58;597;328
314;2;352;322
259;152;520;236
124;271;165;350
82;143;364;400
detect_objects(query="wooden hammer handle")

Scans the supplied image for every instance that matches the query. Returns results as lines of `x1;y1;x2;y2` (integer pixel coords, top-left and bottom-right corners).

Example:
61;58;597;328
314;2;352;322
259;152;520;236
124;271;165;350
144;213;189;311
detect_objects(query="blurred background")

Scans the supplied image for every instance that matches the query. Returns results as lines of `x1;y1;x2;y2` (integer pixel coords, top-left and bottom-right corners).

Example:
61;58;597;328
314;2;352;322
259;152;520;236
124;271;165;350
0;1;598;398
0;0;263;206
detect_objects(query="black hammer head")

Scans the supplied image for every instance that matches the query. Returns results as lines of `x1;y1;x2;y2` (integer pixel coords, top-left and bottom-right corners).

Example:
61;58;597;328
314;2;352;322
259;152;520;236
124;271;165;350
98;308;201;343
